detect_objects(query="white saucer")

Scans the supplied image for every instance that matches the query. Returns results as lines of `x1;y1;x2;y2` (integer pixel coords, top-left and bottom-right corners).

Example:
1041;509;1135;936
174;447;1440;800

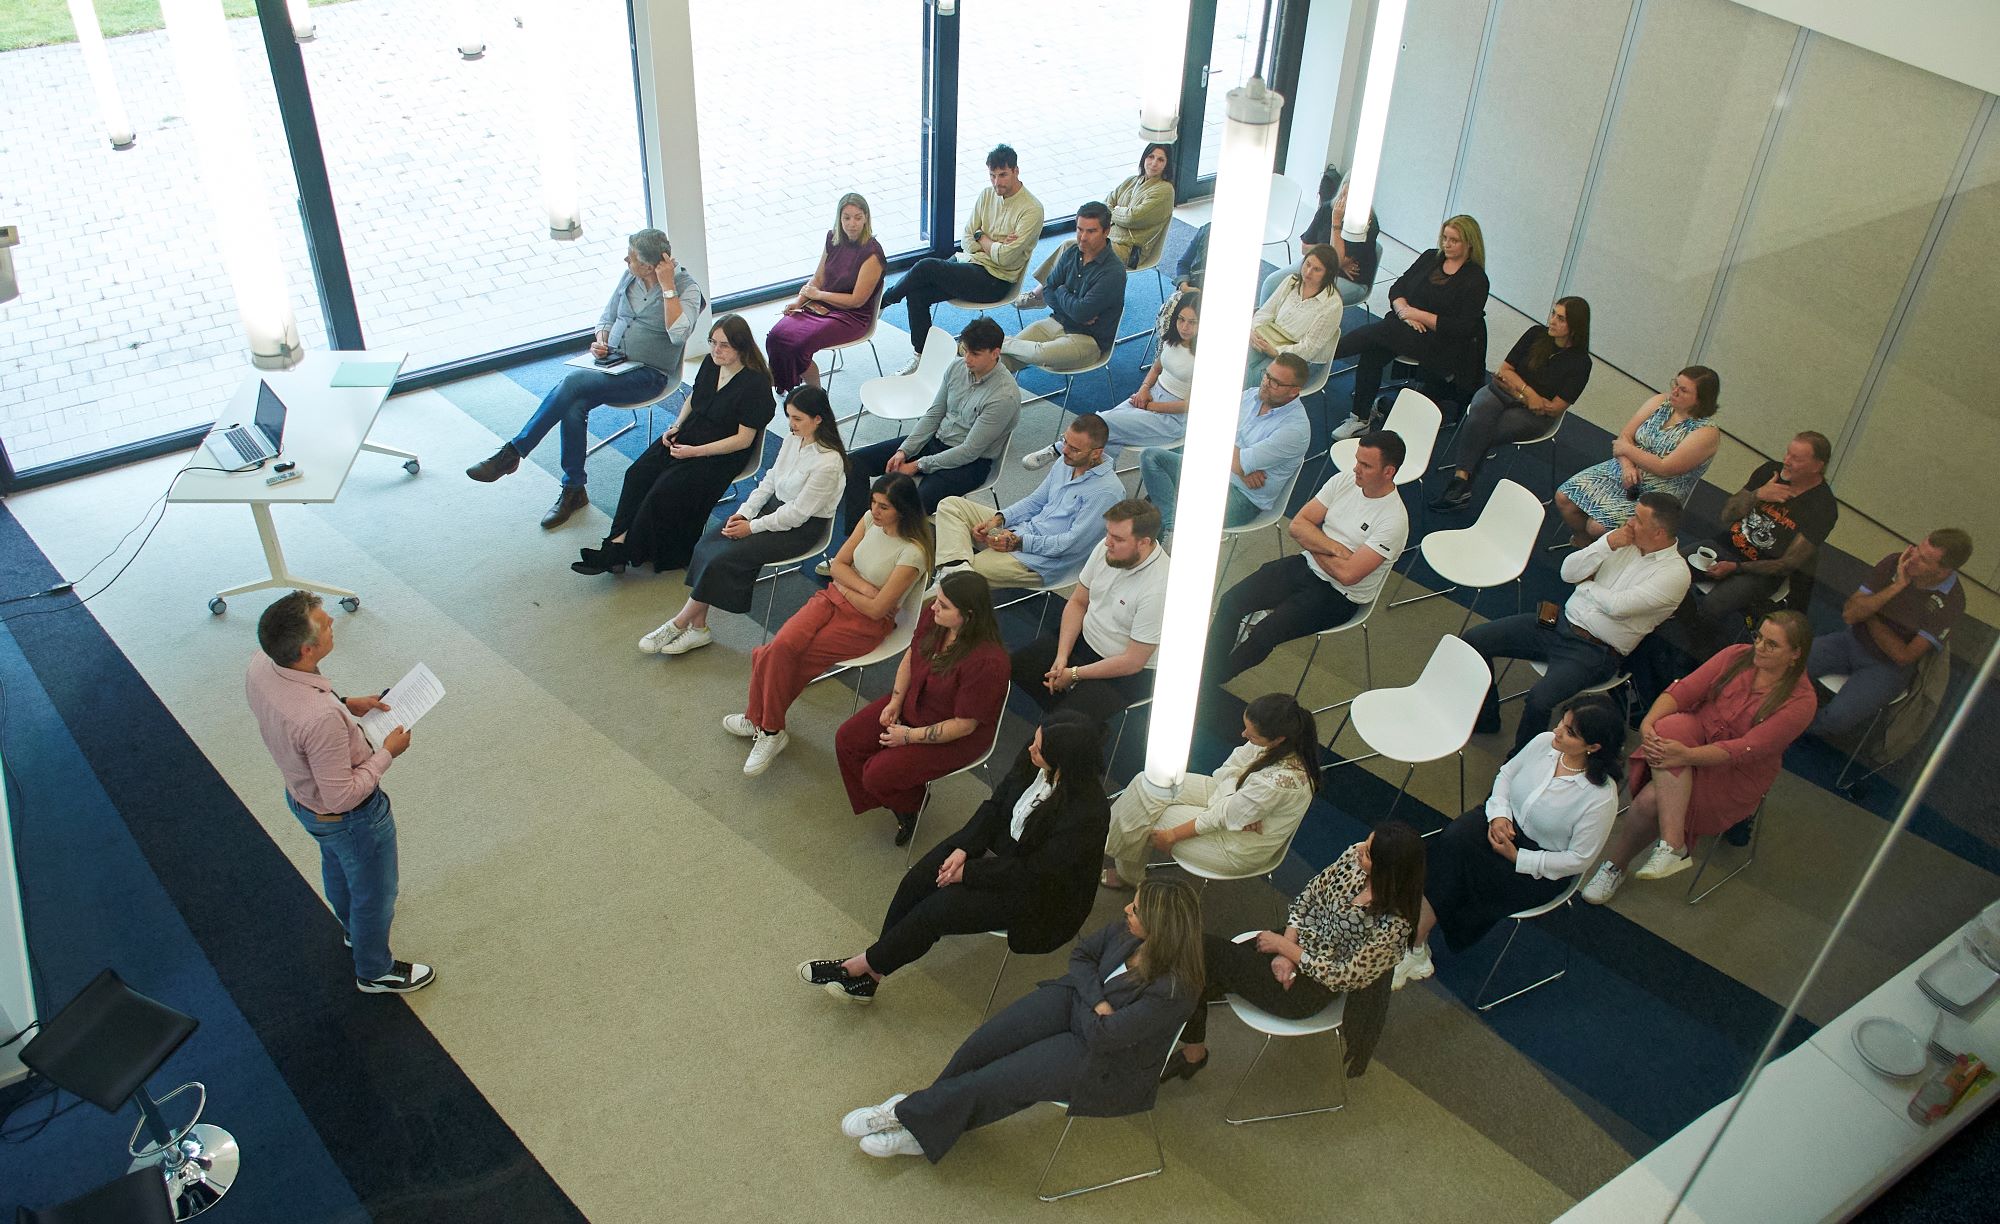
1688;553;1715;573
1852;1016;1926;1078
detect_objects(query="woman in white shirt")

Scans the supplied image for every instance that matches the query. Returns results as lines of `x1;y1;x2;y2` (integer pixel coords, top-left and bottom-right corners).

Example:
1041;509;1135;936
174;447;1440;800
1396;697;1622;988
1244;243;1344;390
1100;693;1319;890
1029;291;1199;471
640;387;848;657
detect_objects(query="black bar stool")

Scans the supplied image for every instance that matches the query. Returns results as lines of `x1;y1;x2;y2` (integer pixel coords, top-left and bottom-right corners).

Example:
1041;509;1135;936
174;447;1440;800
19;970;238;1220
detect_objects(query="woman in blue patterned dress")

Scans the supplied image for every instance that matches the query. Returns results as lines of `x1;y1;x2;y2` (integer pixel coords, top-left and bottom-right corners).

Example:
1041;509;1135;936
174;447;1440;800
1555;365;1721;545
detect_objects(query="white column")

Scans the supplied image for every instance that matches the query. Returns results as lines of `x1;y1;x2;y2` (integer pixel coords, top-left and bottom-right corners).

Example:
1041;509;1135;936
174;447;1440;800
1287;0;1372;182
65;0;136;148
631;0;711;356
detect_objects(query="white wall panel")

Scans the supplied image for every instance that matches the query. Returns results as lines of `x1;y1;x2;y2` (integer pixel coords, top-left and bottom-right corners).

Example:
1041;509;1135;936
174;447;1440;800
1372;0;1491;245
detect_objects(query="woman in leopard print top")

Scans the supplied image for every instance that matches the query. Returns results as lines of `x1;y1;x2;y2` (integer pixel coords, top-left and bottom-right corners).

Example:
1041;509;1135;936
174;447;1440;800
1161;822;1425;1080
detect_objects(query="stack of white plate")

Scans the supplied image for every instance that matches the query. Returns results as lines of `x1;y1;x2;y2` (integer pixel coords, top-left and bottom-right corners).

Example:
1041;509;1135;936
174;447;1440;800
1851;1016;1927;1078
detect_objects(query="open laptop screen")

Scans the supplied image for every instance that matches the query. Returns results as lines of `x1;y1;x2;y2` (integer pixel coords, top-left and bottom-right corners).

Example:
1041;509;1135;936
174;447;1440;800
253;380;290;452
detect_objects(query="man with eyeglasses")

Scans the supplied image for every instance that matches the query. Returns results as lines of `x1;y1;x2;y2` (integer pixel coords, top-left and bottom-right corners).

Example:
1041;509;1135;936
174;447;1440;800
1138;352;1313;538
931;413;1124;592
821;318;1020;574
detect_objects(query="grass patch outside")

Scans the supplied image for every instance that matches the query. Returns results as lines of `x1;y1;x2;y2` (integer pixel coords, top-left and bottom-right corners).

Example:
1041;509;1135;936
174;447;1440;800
0;1;350;53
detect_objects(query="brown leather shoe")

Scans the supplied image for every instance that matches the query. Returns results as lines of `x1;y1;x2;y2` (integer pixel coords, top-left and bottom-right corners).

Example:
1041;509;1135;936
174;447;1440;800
465;443;521;482
540;485;590;530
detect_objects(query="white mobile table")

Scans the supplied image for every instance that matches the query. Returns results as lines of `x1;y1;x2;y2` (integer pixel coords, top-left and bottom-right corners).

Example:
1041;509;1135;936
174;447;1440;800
168;351;415;614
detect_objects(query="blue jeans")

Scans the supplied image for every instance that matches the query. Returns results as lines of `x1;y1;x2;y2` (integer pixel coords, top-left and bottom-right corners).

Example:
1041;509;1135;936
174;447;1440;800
1808;626;1910;738
1139;447;1260;535
510;365;674;488
287;788;399;980
1462;613;1623;755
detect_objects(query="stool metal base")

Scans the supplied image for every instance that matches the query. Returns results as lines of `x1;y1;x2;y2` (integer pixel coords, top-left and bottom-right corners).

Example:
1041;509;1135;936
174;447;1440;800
129;1123;239;1220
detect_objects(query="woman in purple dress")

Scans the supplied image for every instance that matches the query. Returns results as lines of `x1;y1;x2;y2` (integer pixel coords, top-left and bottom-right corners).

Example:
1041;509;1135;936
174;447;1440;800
766;193;888;393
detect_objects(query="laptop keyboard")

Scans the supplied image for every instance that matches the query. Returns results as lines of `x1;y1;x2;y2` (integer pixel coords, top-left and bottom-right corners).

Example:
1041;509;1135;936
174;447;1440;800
222;426;265;463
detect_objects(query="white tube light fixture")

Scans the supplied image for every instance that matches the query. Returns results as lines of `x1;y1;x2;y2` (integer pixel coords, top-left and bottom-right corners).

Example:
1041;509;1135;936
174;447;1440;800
162;0;302;370
1342;0;1407;243
285;0;314;42
1144;76;1283;791
526;3;581;240
456;0;485;58
65;0;136;149
1138;0;1192;142
937;0;958;16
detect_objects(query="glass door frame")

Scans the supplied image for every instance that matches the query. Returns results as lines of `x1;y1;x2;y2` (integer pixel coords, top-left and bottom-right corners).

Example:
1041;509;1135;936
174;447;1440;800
1177;0;1307;201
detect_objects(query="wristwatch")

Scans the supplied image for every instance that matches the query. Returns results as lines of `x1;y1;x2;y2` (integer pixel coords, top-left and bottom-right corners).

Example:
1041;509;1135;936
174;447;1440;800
661;289;678;299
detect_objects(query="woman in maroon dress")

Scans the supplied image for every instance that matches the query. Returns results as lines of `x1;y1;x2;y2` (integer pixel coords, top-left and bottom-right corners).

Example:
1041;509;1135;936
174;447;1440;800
834;570;1009;846
1584;611;1816;903
765;193;888;393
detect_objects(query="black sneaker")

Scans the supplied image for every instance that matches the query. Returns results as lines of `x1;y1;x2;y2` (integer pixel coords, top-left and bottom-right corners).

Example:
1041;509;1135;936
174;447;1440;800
893;811;919;847
1724;817;1755;848
357;960;435;994
826;975;877;1004
797;959;847;986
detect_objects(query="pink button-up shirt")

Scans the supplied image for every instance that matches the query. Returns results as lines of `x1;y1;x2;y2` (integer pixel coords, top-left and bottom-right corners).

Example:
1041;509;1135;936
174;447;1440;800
244;652;392;815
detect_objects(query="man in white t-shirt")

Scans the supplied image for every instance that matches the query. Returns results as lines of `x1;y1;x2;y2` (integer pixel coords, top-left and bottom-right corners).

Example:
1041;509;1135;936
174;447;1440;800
1206;430;1408;687
1010;499;1170;727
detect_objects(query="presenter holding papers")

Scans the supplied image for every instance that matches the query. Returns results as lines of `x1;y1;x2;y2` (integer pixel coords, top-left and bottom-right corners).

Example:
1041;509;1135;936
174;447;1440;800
244;590;436;995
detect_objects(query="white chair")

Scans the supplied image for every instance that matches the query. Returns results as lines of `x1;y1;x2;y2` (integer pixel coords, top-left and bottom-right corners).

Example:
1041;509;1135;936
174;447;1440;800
587;376;683;457
900;730;1000;866
1105;694;1154;785
1325;635;1489;823
1472;865;1594;1011
1170;816;1307;891
1114;242;1171;346
992;566;1082;639
1435;404;1566;504
1684;793;1769;905
715;435;766;506
1327;387;1443;490
1261;174;1305;261
818;300;886;398
1220;930;1348;1124
1028;347;1116;443
851;326;955;443
1498;660;1632;720
1817;672;1915;791
946;265;1028;318
750;516;837;636
809;579;929;704
1389;478;1543;630
1220;462;1306;577
958;420;1020;510
1288;585;1386;715
1034;1020;1187;1201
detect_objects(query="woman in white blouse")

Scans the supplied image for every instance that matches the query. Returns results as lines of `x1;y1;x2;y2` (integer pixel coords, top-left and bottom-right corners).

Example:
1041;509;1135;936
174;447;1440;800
1032;291;1200;472
1243;243;1344;390
1396;697;1623;988
1100;693;1319;890
639;386;847;656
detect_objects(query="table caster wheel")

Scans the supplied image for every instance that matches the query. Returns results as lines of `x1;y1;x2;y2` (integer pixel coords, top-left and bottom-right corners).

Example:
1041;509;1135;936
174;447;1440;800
208;597;226;615
403;459;420;475
340;596;361;613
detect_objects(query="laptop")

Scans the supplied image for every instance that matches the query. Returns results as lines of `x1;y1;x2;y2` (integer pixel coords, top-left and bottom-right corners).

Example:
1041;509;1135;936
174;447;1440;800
203;380;291;469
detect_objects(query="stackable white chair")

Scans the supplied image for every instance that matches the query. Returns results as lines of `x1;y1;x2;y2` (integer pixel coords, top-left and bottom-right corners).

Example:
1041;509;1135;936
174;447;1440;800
810;580;928;702
716;436;765;505
1684;793;1770;905
1473;865;1593;1011
945;266;1028;319
819;300;886;397
1324;634;1488;823
750;516;837;636
851;326;954;443
1114;241;1171;347
1219;931;1349;1125
1171;818;1307;892
588;377;683;457
1818;671;1915;791
900;730;1001;866
1261;174;1305;261
1326;387;1443;492
1289;586;1386;715
1033;1022;1188;1201
1389;478;1543;629
958;420;1021;510
1220;462;1306;576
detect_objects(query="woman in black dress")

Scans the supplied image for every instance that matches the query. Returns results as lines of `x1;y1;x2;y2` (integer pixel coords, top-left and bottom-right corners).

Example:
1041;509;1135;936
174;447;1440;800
1329;214;1490;441
574;312;775;575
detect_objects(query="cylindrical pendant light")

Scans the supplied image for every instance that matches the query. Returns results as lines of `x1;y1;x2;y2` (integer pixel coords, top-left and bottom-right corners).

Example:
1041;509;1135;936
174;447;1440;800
1138;0;1192;142
285;0;314;42
1144;76;1284;790
524;3;581;239
65;0;136;149
456;0;485;58
162;0;302;370
1342;0;1408;242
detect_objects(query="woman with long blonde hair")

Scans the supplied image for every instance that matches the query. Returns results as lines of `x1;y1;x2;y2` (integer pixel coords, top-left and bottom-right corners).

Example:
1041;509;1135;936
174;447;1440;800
765;192;887;392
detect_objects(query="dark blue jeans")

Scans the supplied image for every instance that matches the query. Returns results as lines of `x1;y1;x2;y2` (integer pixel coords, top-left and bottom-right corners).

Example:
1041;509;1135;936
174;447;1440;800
287;788;399;980
510;364;674;488
1462;613;1623;755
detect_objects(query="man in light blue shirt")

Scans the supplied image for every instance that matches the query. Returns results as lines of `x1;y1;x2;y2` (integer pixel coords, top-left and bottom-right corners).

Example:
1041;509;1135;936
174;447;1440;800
933;412;1124;589
1139;352;1312;535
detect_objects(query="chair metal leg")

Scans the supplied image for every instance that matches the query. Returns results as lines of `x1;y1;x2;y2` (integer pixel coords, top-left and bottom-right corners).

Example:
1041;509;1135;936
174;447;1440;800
905;785;931;867
1035;1111;1166;1201
1222;1030;1349;1125
1473;909;1575;1011
983;944;1013;1017
1832;707;1890;790
1388;764;1415;821
587;410;640;456
1684;803;1764;905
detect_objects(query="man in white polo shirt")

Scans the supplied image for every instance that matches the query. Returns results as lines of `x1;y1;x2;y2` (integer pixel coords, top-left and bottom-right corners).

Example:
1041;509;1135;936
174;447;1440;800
1206;430;1409;687
1009;499;1170;727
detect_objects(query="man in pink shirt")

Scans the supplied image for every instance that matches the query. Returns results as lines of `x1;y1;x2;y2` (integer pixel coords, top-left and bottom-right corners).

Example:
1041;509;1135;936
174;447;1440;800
244;591;434;994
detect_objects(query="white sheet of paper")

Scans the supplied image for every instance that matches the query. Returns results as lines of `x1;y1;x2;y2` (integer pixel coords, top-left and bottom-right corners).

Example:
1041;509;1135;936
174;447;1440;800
564;353;640;375
359;662;446;746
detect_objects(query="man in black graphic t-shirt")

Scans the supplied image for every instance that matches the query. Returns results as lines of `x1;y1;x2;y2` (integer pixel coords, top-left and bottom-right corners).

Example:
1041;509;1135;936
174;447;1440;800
1675;430;1837;655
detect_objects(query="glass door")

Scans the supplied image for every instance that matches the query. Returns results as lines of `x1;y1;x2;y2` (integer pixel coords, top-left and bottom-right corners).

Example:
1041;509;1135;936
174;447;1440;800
1183;0;1280;197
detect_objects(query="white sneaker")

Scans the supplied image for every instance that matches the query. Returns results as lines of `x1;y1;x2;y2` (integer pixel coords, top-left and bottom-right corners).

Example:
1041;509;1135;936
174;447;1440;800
1633;841;1693;881
893;354;921;377
1581;862;1625;905
661;626;712;656
859;1126;926;1158
1330;415;1372;441
1392;944;1434;991
841;1093;909;1138
1020;444;1060;471
722;713;758;739
814;560;833;578
743;728;790;776
638;620;685;653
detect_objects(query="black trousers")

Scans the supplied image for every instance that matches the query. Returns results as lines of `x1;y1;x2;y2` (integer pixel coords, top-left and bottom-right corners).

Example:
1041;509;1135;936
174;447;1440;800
884;259;1012;348
1182;931;1335;1044
1009;636;1153;729
838;436;992;544
867;840;1029;977
610;442;745;572
1423;810;1564;953
1207;555;1362;686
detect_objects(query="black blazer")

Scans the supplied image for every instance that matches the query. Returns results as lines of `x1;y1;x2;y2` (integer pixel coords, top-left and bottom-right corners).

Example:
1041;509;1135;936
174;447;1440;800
1384;248;1490;391
1038;920;1192;1117
942;754;1110;956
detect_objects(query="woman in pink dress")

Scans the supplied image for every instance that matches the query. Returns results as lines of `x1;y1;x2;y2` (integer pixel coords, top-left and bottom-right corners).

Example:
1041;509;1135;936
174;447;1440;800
1583;610;1816;903
766;193;888;393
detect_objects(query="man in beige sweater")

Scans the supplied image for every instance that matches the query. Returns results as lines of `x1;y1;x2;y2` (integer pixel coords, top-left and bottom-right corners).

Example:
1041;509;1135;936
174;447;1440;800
881;144;1044;367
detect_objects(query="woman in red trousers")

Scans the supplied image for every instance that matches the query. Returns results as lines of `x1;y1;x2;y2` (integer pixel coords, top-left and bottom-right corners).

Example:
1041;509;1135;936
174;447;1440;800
835;570;1009;846
727;472;931;777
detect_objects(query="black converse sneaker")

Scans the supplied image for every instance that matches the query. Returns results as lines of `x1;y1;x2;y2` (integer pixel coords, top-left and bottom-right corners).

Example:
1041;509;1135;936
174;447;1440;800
798;959;847;986
357;960;436;994
826;975;877;1004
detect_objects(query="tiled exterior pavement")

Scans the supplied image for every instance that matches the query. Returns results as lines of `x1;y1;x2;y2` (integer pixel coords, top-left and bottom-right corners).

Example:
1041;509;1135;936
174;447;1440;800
2;0;1215;472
